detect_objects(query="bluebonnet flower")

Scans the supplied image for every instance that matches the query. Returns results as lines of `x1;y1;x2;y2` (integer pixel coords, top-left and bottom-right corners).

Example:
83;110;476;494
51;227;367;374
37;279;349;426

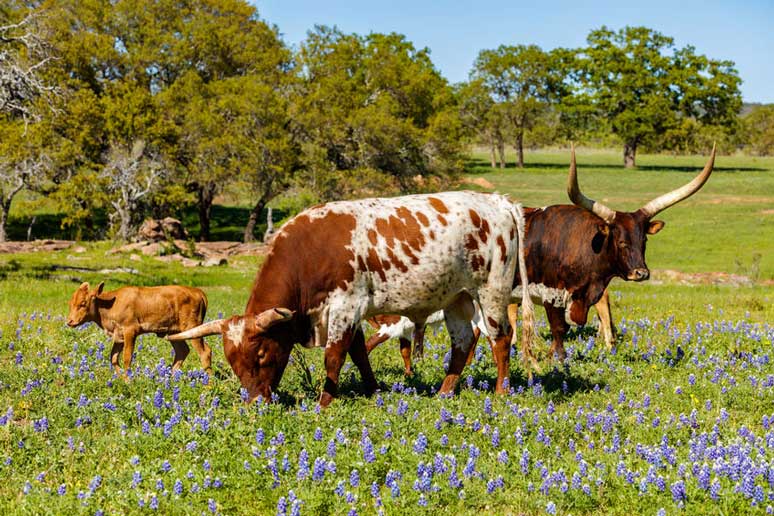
413;433;428;454
312;457;326;482
150;495;159;510
546;501;557;515
89;474;102;492
297;450;310;480
173;479;183;495
313;427;323;441
57;483;66;496
350;469;360;487
362;437;376;463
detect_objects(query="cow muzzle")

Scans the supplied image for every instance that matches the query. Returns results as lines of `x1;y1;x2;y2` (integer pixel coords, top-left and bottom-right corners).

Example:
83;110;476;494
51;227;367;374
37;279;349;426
66;320;78;327
627;268;650;281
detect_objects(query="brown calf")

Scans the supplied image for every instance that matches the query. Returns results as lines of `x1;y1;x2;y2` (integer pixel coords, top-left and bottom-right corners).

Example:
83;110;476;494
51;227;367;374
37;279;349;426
67;282;210;376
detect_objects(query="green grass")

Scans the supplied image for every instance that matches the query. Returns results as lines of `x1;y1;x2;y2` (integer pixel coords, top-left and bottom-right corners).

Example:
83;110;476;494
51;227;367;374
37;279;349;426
0;150;773;515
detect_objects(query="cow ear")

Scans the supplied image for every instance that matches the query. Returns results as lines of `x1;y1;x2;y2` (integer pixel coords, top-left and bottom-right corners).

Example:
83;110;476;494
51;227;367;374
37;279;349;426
78;282;89;292
647;220;665;235
255;307;294;331
94;282;105;295
596;222;610;236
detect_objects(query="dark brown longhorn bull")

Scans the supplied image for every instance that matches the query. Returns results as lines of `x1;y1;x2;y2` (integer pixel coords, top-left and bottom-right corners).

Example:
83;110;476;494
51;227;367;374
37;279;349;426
510;144;716;362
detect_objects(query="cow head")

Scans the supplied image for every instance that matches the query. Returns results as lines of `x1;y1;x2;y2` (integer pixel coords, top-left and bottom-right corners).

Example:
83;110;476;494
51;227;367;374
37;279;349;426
567;144;715;282
67;281;104;327
167;308;294;402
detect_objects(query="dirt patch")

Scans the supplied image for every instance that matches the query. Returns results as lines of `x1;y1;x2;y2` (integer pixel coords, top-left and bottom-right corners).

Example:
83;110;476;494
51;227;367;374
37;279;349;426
651;269;756;287
699;196;774;205
109;240;269;267
0;240;74;254
760;209;774;215
461;177;495;190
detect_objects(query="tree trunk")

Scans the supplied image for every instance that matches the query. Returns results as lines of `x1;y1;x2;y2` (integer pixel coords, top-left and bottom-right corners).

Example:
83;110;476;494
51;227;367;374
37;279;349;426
623;141;637;169
264;207;275;242
197;182;216;242
489;140;496;169
497;138;506;169
515;131;525;168
0;201;9;243
243;199;266;243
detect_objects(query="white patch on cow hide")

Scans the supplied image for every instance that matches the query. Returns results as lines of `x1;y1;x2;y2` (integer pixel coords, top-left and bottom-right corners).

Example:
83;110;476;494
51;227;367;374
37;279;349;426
564;300;575;326
226;319;246;347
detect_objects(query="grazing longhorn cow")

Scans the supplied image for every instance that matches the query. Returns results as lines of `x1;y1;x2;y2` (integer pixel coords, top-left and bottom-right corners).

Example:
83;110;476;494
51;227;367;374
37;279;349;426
66;282;210;375
509;145;716;362
168;192;535;406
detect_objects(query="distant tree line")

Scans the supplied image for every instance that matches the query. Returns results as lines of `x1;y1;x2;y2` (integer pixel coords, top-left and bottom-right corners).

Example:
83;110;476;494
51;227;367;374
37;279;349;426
0;0;770;242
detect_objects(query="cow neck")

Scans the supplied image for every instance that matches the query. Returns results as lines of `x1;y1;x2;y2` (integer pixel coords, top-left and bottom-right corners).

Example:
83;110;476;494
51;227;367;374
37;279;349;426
243;255;298;316
92;295;116;326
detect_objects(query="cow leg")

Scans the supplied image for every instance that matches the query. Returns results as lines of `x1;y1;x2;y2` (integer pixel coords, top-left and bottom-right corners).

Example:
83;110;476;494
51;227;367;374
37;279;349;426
594;289;616;351
399;337;413;376
319;328;354;409
121;328;137;379
189;337;213;375
438;293;476;395
492;327;514;394
412;322;427;360
171;340;190;371
544;304;569;362
347;328;379;395
465;326;481;366
364;332;389;354
110;340;124;375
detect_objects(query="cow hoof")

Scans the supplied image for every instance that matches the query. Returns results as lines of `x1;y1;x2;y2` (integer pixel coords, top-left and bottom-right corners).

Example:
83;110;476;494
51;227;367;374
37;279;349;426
319;392;335;408
403;370;414;378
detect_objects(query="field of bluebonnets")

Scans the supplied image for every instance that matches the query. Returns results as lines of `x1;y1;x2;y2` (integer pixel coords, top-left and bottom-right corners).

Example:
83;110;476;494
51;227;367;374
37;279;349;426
1;150;773;515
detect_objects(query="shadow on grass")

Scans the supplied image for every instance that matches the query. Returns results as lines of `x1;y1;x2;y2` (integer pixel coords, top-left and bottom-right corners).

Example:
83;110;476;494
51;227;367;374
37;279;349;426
465;157;765;174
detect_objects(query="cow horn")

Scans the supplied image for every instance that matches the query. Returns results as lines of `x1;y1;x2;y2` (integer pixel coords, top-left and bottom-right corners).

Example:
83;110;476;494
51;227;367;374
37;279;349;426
640;143;716;218
567;144;616;223
167;319;224;341
255;307;294;330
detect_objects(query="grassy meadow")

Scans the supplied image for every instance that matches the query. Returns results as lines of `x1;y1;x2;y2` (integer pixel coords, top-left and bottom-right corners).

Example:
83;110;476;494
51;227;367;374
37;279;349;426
0;149;773;515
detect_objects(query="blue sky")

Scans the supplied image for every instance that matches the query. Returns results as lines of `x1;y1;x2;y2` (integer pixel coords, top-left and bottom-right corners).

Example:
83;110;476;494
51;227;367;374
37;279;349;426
255;0;774;103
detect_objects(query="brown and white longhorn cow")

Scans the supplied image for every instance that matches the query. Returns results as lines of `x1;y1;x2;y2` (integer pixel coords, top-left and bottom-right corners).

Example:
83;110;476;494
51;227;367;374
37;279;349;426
168;192;536;406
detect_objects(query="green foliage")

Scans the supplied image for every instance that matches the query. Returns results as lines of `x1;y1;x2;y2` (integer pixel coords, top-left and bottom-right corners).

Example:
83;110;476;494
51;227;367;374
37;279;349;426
292;27;462;200
580;26;742;166
741;104;774;155
472;44;570;167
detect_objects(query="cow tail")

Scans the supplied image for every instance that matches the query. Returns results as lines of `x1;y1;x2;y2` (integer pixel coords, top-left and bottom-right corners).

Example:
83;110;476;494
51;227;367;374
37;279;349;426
512;203;536;371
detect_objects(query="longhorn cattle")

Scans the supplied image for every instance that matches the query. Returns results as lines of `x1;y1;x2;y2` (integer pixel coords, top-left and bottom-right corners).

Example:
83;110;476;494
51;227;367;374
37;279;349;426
367;145;715;372
509;144;716;361
168;192;536;406
66;282;210;375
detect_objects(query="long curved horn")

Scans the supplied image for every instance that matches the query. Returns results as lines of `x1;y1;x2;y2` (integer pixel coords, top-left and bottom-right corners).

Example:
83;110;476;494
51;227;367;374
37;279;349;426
567;144;616;223
167;319;224;341
640;143;716;218
255;307;294;330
